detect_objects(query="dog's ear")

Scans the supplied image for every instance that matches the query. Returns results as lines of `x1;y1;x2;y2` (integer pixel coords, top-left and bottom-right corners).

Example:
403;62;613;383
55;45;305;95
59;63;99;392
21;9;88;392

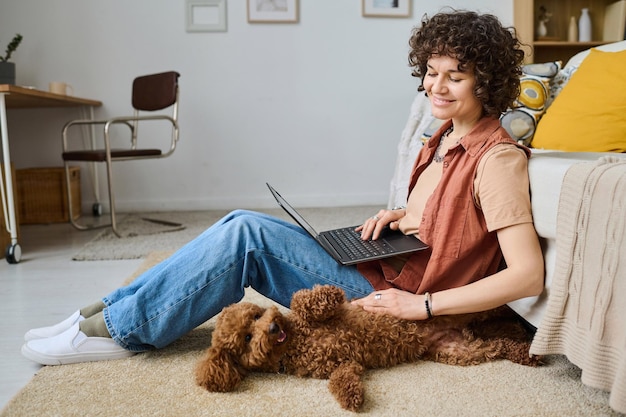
195;346;245;392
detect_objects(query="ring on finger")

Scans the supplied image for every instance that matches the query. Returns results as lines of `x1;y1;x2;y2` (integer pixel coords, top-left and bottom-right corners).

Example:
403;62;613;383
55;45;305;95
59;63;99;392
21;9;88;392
372;215;379;221
374;293;382;300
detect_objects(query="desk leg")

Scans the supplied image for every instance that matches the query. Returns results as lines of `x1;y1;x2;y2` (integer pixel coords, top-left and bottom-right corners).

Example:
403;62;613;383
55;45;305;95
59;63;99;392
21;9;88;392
80;106;102;215
0;93;21;264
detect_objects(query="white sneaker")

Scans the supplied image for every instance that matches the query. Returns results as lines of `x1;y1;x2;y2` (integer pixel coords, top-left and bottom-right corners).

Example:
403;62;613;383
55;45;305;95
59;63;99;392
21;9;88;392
24;310;85;342
21;323;135;365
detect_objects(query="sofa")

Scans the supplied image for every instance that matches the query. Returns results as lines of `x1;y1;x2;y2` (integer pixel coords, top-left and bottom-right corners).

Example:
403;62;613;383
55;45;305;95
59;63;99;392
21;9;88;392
388;41;626;413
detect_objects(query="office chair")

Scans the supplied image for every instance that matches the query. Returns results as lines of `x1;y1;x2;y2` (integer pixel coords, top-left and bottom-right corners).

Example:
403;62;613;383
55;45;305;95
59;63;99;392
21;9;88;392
61;71;180;237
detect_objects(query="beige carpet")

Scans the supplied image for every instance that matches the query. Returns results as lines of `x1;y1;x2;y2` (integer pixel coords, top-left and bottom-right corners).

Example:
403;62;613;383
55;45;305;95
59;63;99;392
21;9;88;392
71;210;234;261
3;252;621;416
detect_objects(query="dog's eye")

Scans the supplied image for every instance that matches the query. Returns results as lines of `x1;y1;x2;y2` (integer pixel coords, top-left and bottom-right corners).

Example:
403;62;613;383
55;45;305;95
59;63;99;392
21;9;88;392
253;314;260;321
245;334;252;343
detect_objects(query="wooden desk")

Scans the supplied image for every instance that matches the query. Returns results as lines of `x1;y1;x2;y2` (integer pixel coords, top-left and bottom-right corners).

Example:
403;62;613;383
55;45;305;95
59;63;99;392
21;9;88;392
0;85;102;263
0;85;102;108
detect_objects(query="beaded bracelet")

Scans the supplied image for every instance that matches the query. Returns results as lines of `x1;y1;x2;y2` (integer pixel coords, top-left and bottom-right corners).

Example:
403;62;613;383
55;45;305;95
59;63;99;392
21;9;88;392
424;292;433;319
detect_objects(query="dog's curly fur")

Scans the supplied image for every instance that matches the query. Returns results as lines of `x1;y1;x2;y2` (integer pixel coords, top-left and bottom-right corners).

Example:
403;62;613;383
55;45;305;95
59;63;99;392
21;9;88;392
195;285;540;411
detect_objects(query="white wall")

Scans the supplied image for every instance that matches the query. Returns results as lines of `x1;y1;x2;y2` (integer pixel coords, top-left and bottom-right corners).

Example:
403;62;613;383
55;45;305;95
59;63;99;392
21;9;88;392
0;1;512;211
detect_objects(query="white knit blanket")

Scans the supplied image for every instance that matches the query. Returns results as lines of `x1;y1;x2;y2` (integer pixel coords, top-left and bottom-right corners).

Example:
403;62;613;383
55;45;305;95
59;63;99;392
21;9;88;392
530;156;626;414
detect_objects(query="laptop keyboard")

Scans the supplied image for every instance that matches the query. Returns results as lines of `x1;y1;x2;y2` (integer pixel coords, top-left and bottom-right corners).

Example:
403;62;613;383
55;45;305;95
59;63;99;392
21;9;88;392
328;227;394;260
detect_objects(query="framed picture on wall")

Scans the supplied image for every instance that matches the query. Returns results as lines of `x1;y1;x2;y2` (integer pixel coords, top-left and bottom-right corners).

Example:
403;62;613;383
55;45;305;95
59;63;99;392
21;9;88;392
186;0;227;32
362;0;411;18
247;0;299;23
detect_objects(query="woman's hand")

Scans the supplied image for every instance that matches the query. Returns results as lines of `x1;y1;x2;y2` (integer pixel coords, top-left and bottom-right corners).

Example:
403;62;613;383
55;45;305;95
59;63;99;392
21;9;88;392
355;208;406;240
351;288;428;320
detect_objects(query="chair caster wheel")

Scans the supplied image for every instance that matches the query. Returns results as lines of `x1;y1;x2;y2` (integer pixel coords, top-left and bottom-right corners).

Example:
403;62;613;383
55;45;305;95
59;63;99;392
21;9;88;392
92;203;103;217
5;243;22;264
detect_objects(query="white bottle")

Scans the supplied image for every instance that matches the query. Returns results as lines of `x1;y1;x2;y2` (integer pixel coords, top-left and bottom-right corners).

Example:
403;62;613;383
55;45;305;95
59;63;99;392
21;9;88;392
568;16;578;42
578;8;592;42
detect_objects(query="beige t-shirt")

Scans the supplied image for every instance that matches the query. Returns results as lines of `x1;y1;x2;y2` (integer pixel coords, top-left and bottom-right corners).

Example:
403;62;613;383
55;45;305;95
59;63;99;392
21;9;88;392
398;143;532;236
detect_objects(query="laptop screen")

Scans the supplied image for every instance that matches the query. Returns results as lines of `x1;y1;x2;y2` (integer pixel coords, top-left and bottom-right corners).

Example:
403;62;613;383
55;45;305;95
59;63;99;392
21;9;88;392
267;183;320;238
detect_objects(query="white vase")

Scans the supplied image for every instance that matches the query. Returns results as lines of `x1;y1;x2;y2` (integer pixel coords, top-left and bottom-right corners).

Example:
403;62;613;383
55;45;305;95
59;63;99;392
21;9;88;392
537;20;547;38
578;8;592;42
568;16;578;42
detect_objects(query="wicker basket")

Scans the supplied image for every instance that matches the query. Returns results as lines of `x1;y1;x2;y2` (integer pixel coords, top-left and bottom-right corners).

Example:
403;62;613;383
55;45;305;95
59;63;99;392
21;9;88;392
16;167;81;224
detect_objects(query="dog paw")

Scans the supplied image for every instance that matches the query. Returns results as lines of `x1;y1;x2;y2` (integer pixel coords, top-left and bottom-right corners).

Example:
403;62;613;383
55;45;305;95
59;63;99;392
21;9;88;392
328;363;365;412
290;285;346;323
504;345;543;367
523;353;543;367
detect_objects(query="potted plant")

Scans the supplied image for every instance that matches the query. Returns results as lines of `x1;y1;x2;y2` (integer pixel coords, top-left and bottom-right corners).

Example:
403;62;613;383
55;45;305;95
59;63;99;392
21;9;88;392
0;34;23;85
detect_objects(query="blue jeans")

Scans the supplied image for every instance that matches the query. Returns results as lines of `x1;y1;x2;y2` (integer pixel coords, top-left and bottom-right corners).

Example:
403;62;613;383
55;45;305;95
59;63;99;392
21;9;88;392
102;210;374;351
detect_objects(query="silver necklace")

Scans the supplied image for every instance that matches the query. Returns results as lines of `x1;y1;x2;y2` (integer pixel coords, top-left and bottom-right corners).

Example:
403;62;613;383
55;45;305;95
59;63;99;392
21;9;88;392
433;126;461;163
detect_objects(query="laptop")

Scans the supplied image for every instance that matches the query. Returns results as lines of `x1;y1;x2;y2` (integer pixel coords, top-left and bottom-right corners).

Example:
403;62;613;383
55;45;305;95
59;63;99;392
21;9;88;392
267;183;429;265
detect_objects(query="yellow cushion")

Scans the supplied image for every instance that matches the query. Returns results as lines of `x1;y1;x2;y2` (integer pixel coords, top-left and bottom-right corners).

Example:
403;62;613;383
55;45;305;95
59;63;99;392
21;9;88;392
531;49;626;152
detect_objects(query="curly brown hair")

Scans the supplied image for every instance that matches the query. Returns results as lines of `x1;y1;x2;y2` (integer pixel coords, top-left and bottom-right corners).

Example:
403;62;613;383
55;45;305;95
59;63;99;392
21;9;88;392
408;10;525;118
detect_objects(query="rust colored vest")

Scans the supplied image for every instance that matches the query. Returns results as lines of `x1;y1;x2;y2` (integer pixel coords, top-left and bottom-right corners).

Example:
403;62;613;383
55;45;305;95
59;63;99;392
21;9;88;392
357;117;530;294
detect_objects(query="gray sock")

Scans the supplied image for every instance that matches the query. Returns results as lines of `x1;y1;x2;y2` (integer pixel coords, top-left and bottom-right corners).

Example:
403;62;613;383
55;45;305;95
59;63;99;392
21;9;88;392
79;301;106;318
78;312;111;338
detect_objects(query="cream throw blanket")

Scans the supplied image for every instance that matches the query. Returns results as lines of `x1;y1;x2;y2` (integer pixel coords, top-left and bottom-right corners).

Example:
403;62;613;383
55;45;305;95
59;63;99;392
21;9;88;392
530;156;626;414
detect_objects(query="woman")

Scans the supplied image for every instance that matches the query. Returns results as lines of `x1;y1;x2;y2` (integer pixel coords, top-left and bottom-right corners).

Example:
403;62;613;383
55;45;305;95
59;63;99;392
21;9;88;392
22;10;544;365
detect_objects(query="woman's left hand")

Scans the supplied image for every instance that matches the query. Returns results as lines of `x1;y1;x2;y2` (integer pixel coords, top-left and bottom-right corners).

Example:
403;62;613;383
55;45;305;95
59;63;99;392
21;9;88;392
351;288;428;320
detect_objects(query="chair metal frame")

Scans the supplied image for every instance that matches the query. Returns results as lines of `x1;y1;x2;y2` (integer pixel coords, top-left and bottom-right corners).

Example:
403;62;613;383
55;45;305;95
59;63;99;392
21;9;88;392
61;71;180;237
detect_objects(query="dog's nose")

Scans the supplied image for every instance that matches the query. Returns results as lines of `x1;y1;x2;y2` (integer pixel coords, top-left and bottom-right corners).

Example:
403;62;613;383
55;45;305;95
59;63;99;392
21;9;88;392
269;322;280;334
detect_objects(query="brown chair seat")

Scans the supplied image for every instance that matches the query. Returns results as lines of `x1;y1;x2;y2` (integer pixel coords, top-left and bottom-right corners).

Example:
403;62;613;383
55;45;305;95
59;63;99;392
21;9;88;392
62;148;162;162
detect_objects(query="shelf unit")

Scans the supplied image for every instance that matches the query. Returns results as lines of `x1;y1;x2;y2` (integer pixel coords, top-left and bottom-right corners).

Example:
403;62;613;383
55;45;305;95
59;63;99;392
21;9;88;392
513;0;616;63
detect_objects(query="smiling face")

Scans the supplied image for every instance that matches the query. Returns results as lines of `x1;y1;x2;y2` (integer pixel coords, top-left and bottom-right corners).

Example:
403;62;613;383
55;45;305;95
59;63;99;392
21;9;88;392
211;303;289;372
423;55;483;132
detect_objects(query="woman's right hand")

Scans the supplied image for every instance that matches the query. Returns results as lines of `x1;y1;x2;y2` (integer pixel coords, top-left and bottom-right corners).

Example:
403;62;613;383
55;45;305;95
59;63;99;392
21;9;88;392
355;208;406;240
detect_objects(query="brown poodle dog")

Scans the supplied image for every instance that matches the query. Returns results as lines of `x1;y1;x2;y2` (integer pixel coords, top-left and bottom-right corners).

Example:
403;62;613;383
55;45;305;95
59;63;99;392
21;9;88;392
195;285;539;412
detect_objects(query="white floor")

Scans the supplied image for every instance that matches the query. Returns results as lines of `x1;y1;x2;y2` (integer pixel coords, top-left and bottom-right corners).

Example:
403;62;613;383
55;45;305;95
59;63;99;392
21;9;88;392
0;222;144;409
